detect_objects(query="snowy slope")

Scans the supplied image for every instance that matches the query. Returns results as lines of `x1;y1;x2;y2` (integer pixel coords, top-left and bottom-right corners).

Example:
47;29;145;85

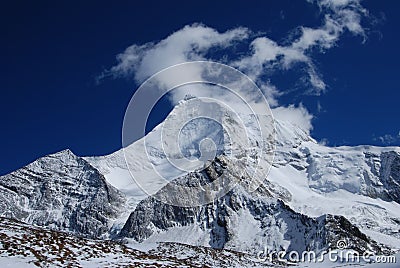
270;121;400;250
0;97;399;266
0;149;125;238
0;217;275;267
85;98;400;251
85;97;274;219
119;155;391;258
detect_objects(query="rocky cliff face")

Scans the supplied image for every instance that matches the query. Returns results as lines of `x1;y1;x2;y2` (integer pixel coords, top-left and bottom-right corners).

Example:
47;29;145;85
365;151;400;203
119;155;390;256
0;149;125;238
0;99;399;261
273;120;400;204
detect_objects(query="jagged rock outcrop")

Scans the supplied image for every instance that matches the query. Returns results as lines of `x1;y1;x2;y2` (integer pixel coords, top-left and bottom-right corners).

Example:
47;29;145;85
363;151;400;203
0;149;125;238
119;156;388;256
0;98;399;257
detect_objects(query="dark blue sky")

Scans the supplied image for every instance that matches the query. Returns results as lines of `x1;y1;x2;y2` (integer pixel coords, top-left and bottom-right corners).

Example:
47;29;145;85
1;0;399;175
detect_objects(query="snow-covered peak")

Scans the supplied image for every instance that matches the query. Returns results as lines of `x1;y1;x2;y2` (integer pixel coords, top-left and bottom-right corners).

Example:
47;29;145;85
0;95;399;259
87;97;275;200
70;99;400;250
0;149;125;238
274;119;315;147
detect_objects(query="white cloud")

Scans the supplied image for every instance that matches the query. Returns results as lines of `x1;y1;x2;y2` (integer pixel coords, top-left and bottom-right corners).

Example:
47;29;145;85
272;105;314;134
102;0;370;132
318;138;329;146
104;1;368;101
374;132;400;145
104;24;249;84
235;0;367;95
259;83;282;108
317;101;323;113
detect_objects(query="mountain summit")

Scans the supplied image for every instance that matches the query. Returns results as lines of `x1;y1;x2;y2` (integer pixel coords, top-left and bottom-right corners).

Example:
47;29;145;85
0;99;399;266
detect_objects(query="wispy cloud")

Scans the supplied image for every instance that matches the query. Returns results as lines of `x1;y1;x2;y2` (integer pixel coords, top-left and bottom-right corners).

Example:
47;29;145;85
100;24;249;83
235;0;367;96
273;104;314;133
374;132;400;146
100;0;371;134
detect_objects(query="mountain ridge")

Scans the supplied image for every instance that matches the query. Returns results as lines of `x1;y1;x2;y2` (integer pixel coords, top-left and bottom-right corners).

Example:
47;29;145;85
0;99;399;266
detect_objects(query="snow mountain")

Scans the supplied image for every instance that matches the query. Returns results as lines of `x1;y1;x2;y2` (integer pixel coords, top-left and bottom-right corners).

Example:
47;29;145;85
0;98;399;266
119;155;389;256
0;149;125;239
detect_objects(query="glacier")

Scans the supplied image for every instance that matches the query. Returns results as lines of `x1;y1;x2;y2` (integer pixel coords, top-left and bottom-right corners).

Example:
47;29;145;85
0;97;399;266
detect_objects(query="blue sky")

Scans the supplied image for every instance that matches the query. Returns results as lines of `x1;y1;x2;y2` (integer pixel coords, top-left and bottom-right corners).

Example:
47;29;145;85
1;0;399;175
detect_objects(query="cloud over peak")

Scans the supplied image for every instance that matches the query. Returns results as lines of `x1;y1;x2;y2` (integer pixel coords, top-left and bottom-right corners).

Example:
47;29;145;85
106;24;249;83
101;0;371;136
104;0;368;104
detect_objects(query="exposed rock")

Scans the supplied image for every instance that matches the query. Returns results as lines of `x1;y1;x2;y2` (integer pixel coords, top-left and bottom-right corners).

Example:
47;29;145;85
0;149;125;238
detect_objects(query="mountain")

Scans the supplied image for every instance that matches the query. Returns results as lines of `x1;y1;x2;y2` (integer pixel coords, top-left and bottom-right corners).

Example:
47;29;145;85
88;99;400;251
0;98;399;266
0;149;125;238
119;155;389;256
